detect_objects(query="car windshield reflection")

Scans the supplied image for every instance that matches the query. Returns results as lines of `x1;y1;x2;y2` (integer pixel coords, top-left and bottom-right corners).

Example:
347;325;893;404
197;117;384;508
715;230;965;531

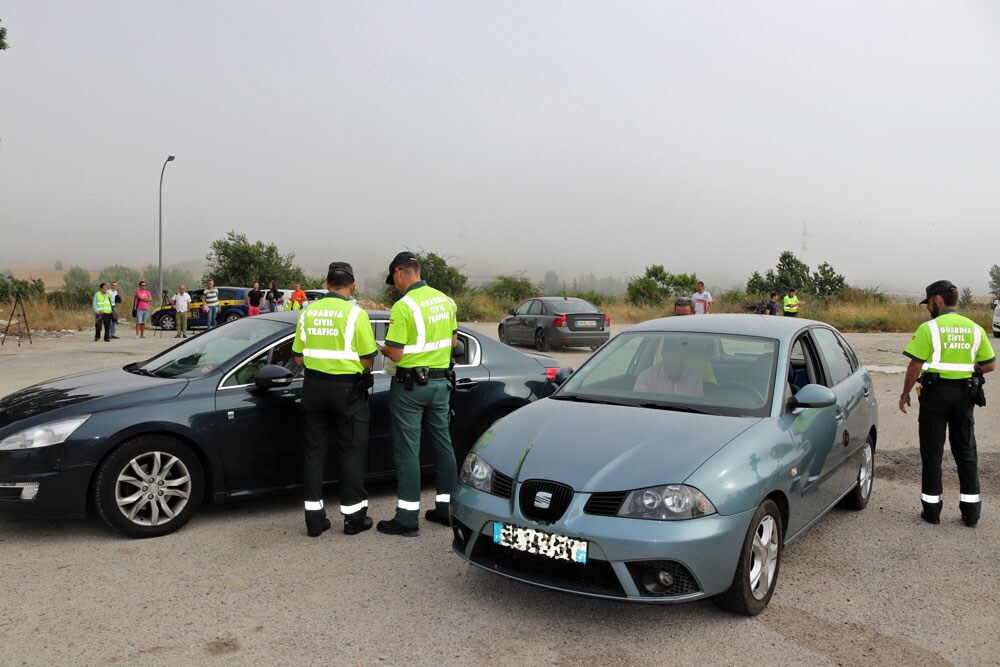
136;318;288;379
558;332;778;417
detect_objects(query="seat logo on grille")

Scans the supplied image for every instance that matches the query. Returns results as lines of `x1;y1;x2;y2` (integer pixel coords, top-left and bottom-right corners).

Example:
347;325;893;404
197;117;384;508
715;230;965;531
534;491;553;508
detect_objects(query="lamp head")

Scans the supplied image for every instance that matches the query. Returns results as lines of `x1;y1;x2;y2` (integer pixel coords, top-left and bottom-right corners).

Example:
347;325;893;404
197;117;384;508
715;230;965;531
167;154;176;161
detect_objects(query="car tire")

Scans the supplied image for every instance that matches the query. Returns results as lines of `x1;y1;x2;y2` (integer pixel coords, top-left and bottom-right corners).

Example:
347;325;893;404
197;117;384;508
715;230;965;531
223;312;242;324
93;435;204;538
534;329;550;352
158;313;177;331
590;345;602;352
714;498;782;616
498;325;509;346
839;434;874;511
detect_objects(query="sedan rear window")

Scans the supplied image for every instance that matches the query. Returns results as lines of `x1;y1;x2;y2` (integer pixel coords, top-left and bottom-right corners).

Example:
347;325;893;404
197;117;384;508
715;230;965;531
546;298;599;313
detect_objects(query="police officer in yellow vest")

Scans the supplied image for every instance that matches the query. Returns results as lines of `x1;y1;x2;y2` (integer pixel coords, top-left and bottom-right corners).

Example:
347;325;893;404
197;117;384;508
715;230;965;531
899;280;996;527
783;288;804;317
93;282;113;342
377;252;458;537
292;262;378;537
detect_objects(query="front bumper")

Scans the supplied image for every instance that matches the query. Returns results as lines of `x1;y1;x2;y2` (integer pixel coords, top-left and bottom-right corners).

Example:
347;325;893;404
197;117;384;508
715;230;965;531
0;449;94;519
451;483;754;602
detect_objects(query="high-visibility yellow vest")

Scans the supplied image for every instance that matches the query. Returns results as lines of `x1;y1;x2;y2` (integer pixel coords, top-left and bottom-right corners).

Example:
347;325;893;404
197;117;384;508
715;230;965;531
291;295;378;375
95;291;112;314
385;282;457;369
903;310;996;380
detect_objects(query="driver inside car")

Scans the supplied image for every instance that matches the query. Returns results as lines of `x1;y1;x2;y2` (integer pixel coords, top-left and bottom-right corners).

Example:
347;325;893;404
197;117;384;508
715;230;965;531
634;337;705;397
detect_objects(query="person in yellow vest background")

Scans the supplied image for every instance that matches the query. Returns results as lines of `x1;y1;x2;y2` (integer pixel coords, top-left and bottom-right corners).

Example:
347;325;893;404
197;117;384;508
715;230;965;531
93;282;113;342
899;280;996;527
783;288;804;317
292;262;377;538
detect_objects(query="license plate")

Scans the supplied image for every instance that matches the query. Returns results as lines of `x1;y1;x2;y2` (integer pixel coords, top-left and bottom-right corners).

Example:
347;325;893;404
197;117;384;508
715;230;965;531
576;320;597;327
493;522;588;564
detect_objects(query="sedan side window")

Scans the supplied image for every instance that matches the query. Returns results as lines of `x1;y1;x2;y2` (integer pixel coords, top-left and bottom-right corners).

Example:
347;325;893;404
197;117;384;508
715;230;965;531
787;336;824;394
527;301;543;316
515;302;532;316
812;328;853;386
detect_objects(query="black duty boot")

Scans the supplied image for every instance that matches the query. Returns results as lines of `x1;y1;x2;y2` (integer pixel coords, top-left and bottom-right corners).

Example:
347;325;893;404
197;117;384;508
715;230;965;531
920;501;940;525
376;519;419;537
306;512;332;537
344;515;373;535
425;502;451;526
961;513;979;528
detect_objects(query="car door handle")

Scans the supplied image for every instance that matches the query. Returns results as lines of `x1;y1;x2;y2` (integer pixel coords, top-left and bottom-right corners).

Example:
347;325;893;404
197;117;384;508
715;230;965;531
455;378;478;391
834;410;845;422
863;386;870;397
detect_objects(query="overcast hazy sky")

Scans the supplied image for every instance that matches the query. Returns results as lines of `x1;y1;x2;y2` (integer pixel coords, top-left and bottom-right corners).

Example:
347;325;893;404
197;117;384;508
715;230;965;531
2;1;999;293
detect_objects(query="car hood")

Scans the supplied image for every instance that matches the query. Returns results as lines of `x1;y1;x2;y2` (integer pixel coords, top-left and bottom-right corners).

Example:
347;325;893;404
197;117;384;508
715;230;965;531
481;399;758;491
0;367;188;429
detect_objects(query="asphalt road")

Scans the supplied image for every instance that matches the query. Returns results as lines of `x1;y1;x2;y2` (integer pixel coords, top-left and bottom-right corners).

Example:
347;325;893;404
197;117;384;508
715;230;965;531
0;323;998;666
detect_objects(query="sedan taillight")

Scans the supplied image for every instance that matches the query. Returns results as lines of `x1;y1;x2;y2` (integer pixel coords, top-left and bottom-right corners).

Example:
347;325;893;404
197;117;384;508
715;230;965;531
553;315;567;327
605;314;611;326
545;367;558;381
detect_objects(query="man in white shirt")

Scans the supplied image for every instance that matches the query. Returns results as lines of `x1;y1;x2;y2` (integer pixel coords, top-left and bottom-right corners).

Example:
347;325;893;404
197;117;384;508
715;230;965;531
692;281;713;315
634;337;705;397
108;281;121;338
172;285;192;338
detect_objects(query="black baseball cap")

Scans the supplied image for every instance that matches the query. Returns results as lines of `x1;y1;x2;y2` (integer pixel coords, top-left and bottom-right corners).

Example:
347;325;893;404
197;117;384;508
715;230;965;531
385;251;416;285
920;280;956;304
328;261;355;279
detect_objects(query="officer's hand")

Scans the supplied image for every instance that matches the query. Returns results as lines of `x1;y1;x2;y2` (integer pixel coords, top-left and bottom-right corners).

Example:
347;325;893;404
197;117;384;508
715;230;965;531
899;394;910;414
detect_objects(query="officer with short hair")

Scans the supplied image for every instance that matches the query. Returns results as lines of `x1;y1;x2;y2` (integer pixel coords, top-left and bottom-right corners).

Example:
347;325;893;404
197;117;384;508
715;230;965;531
377;251;458;537
899;280;996;527
292;261;378;537
783;288;803;316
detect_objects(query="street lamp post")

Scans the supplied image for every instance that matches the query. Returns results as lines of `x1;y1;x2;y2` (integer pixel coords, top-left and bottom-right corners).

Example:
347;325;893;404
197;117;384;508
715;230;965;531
158;154;176;299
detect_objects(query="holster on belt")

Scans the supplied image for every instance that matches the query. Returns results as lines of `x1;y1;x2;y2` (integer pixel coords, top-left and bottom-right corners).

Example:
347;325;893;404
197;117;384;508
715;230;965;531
918;373;939;390
969;371;986;407
348;369;374;403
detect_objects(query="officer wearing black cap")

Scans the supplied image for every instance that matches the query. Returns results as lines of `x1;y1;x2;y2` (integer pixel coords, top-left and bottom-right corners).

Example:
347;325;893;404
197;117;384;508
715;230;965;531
899;280;996;527
376;251;458;537
291;261;378;537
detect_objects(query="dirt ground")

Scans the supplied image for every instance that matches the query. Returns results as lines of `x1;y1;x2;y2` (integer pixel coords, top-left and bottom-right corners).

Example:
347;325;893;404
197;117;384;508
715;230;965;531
0;325;998;666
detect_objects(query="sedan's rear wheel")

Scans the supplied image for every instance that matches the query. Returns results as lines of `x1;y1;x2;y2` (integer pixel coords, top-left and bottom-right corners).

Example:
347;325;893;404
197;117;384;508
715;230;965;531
94;436;204;538
158;313;177;331
839;434;874;510
714;499;782;616
534;329;550;352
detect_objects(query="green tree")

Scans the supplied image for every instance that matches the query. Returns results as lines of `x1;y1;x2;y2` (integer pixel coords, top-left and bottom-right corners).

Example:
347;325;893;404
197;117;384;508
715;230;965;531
626;265;698;306
98;265;141;290
959;286;973;309
483;273;538;303
542;270;561;294
0;19;9;51
774;251;812;294
380;251;468;304
63;266;94;292
811;261;847;298
988;264;1000;297
0;275;45;302
204;231;307;288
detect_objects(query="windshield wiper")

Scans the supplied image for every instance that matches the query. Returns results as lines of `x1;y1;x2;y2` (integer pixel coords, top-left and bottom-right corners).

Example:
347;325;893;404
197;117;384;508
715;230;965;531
550;393;614;405
128;366;160;378
635;402;709;414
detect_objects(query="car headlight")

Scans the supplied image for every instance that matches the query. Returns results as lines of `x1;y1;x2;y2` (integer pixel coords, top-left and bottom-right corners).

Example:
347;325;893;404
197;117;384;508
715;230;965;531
459;453;495;494
0;415;91;451
617;484;717;520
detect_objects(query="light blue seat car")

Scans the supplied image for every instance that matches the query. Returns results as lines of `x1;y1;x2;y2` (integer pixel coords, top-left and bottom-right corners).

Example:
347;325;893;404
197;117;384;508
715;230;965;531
451;314;877;615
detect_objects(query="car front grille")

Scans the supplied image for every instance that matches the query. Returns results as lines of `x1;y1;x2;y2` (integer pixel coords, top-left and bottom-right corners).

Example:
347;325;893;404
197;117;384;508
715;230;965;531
583;491;628;516
518;480;574;522
470;538;626;598
492;470;514;499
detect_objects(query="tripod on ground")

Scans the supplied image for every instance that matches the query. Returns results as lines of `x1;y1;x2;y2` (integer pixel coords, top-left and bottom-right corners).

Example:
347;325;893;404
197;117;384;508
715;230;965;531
1;288;33;347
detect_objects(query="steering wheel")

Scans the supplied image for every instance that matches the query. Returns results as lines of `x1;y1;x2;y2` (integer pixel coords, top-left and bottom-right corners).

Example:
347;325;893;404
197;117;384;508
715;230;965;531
707;382;765;405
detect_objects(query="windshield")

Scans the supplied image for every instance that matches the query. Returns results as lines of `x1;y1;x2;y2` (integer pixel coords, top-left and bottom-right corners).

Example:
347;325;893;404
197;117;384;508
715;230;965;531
557;331;778;417
135;318;289;379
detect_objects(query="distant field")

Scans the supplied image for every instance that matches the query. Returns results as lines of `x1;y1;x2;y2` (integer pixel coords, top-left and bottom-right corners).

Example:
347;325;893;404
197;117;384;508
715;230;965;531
8;267;98;289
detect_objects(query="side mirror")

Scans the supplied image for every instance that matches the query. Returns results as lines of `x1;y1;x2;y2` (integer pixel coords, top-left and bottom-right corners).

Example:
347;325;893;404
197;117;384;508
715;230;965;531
789;384;837;409
508;308;515;316
553;366;574;385
253;365;294;391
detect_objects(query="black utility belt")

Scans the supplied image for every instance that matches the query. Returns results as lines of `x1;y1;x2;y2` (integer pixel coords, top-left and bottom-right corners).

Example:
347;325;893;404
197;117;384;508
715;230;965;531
395;367;450;380
304;369;363;383
920;374;969;386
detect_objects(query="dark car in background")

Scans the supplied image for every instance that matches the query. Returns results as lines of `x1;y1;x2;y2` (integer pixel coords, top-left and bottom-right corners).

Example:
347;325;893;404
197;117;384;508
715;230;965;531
0;311;560;538
150;286;250;330
499;296;611;352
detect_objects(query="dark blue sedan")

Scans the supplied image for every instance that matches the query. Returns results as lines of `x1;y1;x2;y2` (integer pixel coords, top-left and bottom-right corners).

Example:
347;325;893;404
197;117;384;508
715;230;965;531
0;311;558;537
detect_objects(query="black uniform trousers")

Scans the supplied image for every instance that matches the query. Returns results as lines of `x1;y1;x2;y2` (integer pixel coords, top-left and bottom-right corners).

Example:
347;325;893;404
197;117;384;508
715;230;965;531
94;313;111;341
302;373;370;528
918;380;980;521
